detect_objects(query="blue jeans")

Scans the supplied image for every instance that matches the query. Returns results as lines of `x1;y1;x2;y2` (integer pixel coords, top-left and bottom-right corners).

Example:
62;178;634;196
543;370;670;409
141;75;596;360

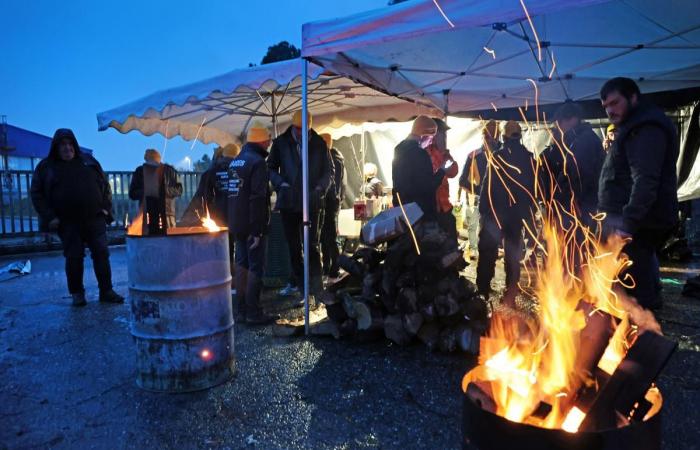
234;235;267;316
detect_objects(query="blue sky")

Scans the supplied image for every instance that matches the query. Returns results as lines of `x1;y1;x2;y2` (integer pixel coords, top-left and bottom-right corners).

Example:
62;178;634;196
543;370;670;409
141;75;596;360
3;0;383;170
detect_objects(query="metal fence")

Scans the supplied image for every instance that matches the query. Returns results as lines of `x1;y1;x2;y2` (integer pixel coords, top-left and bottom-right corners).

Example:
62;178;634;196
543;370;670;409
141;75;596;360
0;170;202;237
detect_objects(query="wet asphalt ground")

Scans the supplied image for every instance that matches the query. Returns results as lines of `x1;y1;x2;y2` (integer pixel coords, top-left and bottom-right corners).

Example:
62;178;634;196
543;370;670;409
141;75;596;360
1;246;699;449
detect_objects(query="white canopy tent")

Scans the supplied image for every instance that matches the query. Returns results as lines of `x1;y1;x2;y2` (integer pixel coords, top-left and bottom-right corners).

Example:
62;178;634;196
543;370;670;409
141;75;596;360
301;0;700;116
97;58;439;146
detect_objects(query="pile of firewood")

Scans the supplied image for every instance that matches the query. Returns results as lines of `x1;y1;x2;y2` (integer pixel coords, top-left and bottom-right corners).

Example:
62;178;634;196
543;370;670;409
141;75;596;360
319;220;488;353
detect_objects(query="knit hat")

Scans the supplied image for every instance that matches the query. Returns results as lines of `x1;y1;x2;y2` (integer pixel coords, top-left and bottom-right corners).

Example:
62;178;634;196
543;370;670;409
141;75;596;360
144;148;161;163
607;123;616;134
320;133;333;149
292;110;313;128
502;120;522;140
411;115;437;136
247;122;271;143
483;120;499;140
222;143;240;158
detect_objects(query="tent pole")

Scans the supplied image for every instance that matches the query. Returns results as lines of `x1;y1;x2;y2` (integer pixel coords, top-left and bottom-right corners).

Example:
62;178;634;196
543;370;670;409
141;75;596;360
302;58;310;336
271;93;278;138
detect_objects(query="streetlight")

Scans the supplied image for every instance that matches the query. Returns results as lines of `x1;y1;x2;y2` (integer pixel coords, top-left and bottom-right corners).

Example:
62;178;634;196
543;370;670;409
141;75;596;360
184;156;191;171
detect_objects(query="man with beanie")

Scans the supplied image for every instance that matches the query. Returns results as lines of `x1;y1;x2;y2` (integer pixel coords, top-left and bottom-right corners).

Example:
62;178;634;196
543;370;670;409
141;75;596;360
476;121;535;305
392;115;451;217
598;77;679;309
229;122;274;324
128;149;182;234
268;110;331;297
459;120;499;258
31;129;123;306
552;102;605;221
426;118;459;241
319;133;345;279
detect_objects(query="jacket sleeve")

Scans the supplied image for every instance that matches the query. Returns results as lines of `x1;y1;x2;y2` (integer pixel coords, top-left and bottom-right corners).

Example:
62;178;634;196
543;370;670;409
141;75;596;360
403;147;445;199
314;139;332;193
458;154;472;189
95;161;113;214
267;140;284;189
444;150;458;178
30;163;56;223
622;126;668;234
128;167;143;201
164;165;183;198
249;159;270;236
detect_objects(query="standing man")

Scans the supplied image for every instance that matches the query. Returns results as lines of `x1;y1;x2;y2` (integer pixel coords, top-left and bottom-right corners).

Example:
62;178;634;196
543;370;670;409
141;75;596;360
476;121;535;305
392;115;450;217
363;162;385;199
458;120;499;258
598;77;679;309
229;122;274;324
426;118;459;241
31;128;123;306
552;102;605;220
320;133;345;279
128;149;182;234
268;110;331;298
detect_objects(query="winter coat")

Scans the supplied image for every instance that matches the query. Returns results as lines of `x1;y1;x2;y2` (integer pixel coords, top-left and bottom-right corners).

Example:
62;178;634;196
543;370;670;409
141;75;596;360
459;145;490;196
267;126;331;213
392;137;445;216
555;122;605;217
364;177;385;198
180;156;233;226
31;128;113;231
598;100;679;234
426;145;458;213
325;147;346;210
479;138;536;222
128;162;182;219
228;143;271;237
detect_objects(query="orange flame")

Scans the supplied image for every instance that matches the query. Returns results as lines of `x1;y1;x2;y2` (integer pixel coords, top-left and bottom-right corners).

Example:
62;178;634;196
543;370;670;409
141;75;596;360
200;207;221;232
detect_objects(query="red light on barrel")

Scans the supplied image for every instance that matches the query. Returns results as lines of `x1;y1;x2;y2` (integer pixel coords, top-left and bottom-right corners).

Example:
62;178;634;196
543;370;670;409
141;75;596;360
200;349;213;361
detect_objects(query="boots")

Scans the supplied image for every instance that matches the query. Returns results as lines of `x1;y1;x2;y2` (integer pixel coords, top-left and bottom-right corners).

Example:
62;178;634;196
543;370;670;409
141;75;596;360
71;292;87;307
99;289;124;304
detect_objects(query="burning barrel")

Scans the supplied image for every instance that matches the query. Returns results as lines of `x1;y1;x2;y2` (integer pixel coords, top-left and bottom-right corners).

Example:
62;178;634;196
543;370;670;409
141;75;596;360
126;226;235;392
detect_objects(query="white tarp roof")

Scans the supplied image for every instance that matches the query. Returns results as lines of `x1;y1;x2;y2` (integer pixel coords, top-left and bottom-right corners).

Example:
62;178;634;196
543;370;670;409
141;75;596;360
97;59;440;146
302;0;700;115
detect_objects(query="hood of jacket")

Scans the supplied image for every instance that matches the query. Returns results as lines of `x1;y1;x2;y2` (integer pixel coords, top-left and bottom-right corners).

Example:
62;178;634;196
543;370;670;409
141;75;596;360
240;142;270;159
48;128;83;161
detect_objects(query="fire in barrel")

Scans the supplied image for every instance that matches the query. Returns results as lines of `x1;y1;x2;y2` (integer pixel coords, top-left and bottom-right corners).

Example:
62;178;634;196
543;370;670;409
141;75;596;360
126;211;234;392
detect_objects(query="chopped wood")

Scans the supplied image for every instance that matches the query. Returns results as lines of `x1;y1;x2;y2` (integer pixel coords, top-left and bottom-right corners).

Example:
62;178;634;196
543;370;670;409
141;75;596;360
384;314;412;345
403;312;424;335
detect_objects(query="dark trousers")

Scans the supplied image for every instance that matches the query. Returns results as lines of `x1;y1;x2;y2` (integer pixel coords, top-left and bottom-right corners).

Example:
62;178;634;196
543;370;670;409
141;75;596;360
57;217;112;294
436;210;458;245
320;204;340;277
281;209;323;294
476;213;523;294
234;235;267;316
621;229;669;308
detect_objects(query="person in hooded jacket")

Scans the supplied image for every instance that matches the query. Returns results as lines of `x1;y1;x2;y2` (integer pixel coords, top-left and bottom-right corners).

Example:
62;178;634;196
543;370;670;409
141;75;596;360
392;115;451;217
598;77;679;309
319;133;346;279
267;111;331;297
128;149;182;234
476;121;536;305
228;122;275;324
31;129;123;306
426;118;459;242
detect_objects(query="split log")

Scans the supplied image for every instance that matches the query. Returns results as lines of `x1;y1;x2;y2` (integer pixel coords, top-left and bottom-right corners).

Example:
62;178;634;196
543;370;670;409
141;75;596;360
417;321;440;351
420;302;437;322
435;294;460;318
439;326;458;352
397;287;419;313
403;312;424;335
361;271;382;298
456;324;480;355
465;381;497;414
338;254;366;278
318;291;348;323
384;314;412;345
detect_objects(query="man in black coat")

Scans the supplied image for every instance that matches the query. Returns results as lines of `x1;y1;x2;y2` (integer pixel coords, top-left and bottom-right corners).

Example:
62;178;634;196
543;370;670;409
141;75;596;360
267;111;331;297
319;133;345;279
553;102;605;221
31;129;123;306
476;121;536;304
128;149;182;234
392;115;449;217
598;77;679;309
228;123;274;324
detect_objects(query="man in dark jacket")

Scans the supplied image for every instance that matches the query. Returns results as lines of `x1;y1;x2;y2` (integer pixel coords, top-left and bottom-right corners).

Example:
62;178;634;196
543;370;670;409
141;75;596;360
31;129;123;306
268;111;331;297
128;149;182;234
476;121;536;305
229;123;274;324
553;102;605;220
598;77;679;309
392;115;449;217
319;133;345;279
458;120;499;257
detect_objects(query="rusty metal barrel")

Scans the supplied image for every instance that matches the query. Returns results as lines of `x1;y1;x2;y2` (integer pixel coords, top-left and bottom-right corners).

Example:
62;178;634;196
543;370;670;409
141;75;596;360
126;229;235;392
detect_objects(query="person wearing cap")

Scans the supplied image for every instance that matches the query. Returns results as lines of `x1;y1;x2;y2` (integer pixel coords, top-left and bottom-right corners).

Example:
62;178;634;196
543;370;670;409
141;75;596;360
552;101;605;221
476;120;536;305
31;128;123;306
228;122;275;324
458;120;499;258
426;118;459;241
268;110;331;297
319;133;346;279
603;123;618;151
128;148;183;234
363;162;385;199
392;115;451;217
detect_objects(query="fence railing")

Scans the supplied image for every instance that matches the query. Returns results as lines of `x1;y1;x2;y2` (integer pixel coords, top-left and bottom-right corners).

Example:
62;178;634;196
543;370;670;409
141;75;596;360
0;170;202;237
